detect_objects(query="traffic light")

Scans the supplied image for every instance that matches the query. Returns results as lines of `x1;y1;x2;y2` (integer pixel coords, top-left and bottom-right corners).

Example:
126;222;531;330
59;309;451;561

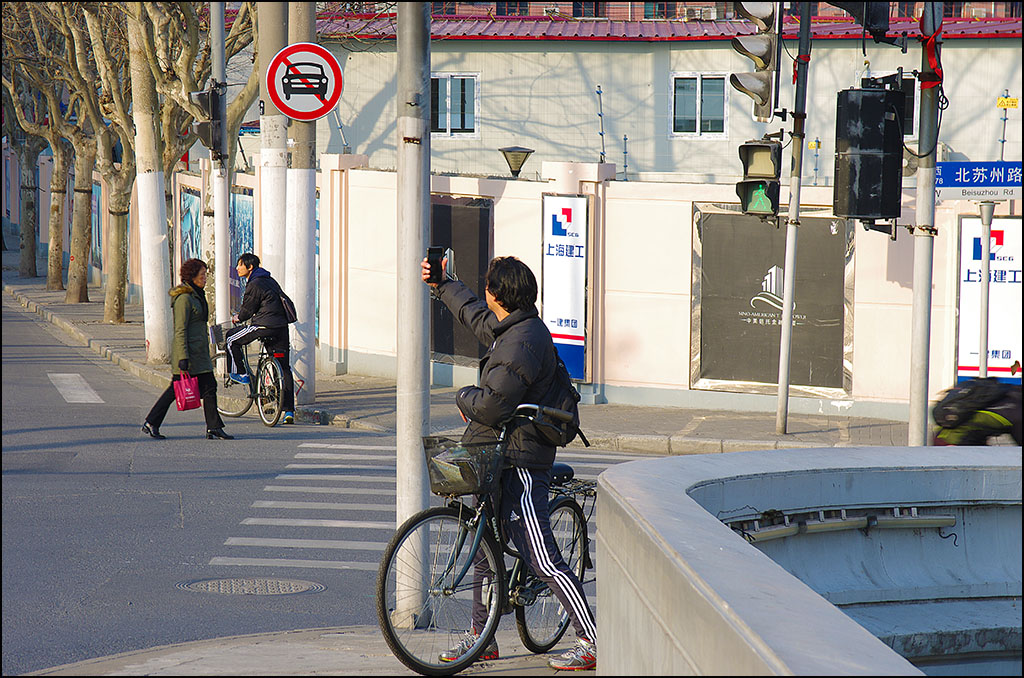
828;2;891;44
833;87;904;223
737;139;782;217
730;2;777;122
190;87;223;158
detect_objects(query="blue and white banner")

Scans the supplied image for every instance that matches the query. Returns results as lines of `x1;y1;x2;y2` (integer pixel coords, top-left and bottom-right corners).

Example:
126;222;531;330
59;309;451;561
542;194;588;381
957;217;1022;384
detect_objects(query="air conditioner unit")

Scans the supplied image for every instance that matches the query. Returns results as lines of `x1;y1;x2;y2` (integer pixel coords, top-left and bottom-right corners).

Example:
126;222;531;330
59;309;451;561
970;7;989;18
902;141;950;178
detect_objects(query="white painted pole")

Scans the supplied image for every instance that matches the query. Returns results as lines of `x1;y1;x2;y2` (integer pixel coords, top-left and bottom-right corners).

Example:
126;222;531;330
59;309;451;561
259;2;288;281
286;2;317;406
978;200;995;378
212;2;229;325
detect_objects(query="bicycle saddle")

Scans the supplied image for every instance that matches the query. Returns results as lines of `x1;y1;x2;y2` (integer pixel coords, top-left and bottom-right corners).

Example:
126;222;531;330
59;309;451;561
550;462;574;486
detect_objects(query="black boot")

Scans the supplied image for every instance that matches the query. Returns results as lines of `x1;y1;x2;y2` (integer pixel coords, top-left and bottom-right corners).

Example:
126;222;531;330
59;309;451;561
142;422;166;439
206;428;234;440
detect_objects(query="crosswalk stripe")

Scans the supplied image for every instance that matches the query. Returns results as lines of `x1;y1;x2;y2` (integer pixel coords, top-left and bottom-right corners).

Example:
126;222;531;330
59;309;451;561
299;443;396;451
225;537;386;551
47;373;104;403
209;556;378;571
252;500;394;512
263;485;397;496
242;517;393;529
275;474;396;483
285;463;394;471
295;452;396;461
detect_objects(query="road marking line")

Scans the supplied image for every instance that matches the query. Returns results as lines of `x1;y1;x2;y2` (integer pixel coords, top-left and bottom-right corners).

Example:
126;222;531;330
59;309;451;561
252;500;393;512
209;556;378;571
558;451;647;462
295;452;395;461
299;443;396;450
263;485;397;495
274;474;396;483
285;463;394;471
47;373;104;403
242;517;393;529
225;537;386;550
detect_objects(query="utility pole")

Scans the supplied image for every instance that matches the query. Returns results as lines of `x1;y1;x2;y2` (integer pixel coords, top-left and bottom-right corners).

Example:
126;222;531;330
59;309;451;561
286;2;317;406
211;2;229;325
909;3;943;446
394;3;431;622
775;3;811;434
259;2;288;281
978;200;995;377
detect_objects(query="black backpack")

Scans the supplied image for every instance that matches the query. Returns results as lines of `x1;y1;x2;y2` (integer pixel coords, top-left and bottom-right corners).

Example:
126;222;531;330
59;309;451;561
932;377;1009;428
280;292;298;324
533;349;590;448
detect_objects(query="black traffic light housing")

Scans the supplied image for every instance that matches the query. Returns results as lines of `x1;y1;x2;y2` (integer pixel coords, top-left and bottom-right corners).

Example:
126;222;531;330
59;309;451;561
190;87;223;159
737;139;782;220
730;2;778;122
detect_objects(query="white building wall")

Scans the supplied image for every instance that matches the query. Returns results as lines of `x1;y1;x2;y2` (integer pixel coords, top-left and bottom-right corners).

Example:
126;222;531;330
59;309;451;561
323;37;1022;179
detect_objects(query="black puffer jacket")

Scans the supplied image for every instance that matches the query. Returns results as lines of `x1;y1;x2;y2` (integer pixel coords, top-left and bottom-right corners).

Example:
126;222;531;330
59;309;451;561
436;279;558;470
237;267;288;328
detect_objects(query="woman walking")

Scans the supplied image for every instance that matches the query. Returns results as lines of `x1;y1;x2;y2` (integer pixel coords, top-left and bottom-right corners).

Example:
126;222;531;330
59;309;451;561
142;258;234;440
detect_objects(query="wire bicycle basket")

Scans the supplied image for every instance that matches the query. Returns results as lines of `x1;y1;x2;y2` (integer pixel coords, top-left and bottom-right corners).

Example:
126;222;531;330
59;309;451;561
422;436;505;497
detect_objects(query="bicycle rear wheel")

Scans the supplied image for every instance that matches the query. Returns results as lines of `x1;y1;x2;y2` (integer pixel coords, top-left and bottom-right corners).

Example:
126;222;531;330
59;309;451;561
256;358;284;426
214;350;253;417
514;496;588;653
377;505;505;677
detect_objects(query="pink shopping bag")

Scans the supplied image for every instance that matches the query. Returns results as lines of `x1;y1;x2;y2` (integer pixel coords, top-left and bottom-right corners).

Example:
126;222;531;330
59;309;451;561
174;372;202;411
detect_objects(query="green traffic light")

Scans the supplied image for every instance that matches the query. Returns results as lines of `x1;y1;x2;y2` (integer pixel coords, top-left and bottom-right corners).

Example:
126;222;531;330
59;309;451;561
748;182;773;214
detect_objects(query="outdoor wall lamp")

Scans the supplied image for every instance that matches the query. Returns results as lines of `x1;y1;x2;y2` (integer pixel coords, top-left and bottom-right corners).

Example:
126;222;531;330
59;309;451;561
499;146;534;178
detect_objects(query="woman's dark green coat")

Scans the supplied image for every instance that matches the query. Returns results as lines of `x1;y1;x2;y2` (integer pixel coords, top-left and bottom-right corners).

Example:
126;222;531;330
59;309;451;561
170;283;214;375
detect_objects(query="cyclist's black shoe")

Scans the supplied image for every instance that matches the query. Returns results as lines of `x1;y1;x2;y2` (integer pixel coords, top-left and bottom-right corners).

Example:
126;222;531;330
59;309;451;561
548;636;596;671
438;632;499;663
206;428;234;440
141;422;165;439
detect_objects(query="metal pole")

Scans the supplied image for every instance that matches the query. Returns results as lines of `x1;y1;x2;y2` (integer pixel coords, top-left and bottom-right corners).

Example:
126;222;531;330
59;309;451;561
775;3;811;434
394;2;431;627
212;2;230;325
258;2;288;282
978;200;995;378
909;4;942;446
286;2;317;406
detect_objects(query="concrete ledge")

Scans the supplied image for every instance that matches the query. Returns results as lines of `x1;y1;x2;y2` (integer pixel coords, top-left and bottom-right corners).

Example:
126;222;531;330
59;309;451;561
596;447;1023;675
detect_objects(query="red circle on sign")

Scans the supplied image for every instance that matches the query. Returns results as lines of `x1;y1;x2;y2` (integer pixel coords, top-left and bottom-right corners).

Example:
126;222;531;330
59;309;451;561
265;42;343;122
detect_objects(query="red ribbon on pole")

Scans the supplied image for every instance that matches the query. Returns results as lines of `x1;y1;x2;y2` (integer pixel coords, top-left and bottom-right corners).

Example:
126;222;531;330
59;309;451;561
792;54;810;84
919;15;943;89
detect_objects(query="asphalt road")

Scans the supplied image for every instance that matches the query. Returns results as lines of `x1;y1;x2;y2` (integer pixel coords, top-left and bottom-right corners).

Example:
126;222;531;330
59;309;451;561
2;294;623;675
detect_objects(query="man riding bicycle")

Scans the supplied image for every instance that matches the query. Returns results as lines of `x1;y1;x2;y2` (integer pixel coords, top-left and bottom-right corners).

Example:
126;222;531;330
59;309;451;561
225;253;296;424
422;254;597;671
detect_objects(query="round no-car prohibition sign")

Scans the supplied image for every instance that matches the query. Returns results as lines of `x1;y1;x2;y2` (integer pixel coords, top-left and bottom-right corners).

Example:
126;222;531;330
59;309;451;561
266;42;343;122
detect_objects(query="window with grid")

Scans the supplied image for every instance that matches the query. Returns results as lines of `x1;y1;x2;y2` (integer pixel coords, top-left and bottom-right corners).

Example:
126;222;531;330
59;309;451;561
432;1;457;15
943;2;964;17
573;1;601;17
644;2;677;19
496;1;529;15
672;74;726;135
431;74;478;135
787;2;818;16
896;2;916;17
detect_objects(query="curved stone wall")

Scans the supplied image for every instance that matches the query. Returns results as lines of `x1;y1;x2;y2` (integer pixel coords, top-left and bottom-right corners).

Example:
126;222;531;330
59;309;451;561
595;446;1022;675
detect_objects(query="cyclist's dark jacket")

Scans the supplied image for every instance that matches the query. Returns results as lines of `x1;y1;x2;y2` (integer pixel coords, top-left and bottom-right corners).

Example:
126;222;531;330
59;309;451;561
435;279;558;470
237;267;288;328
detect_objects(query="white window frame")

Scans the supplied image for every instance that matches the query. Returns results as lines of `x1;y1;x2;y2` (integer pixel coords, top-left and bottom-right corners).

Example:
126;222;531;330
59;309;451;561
430;72;481;139
669;71;729;139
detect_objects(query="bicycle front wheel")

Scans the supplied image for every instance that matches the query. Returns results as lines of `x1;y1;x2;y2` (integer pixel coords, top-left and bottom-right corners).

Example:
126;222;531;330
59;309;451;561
514;496;588;653
377;505;505;677
256;358;284;426
214;350;253;417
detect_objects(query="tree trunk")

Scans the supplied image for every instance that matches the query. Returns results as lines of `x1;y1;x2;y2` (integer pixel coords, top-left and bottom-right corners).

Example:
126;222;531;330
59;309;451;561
128;11;173;360
46;139;70;291
102;177;131;323
66;141;95;303
18;138;46;278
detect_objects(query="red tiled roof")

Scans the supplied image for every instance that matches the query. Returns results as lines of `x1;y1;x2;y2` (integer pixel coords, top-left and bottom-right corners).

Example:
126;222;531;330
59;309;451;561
318;15;1021;42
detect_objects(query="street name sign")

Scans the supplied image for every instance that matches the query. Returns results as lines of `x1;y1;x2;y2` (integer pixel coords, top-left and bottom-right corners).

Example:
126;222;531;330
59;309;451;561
935;161;1022;201
265;42;343;122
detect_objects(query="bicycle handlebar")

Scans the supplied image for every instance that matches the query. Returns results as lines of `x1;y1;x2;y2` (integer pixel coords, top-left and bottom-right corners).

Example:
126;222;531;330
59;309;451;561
513;403;573;424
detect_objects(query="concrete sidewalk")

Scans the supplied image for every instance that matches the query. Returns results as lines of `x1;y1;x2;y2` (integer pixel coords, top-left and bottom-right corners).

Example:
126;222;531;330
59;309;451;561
4;249;908;676
1;251;909;454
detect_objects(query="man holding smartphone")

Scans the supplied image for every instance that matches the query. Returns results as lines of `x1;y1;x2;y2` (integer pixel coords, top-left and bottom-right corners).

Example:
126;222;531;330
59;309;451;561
421;252;597;671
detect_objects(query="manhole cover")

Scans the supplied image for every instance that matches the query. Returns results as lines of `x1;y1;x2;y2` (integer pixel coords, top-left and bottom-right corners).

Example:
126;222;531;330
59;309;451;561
176;578;325;595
